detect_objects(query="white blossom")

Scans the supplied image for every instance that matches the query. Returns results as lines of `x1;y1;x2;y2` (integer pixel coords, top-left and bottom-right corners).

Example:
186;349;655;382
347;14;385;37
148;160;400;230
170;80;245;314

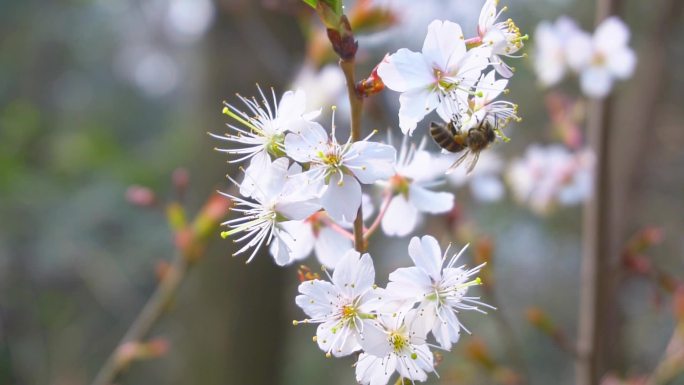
458;69;519;132
295;250;384;357
506;144;594;214
477;0;527;78
220;157;321;265
377;19;491;135
533;17;583;87
386;235;489;350
284;121;396;223
356;309;435;385
213;86;320;196
379;137;453;237
566;16;636;98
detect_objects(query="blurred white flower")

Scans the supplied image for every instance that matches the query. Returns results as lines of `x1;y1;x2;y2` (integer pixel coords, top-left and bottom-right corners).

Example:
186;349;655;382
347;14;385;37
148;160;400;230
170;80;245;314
284;121;396;223
295;250;383;357
447;151;505;202
506;144;594;214
356;309;435;385
290;64;347;115
386;236;488;350
164;0;215;44
220;157;321;265
477;0;527;77
379;138;453;237
533;16;583;87
378;19;491;135
566;16;636;98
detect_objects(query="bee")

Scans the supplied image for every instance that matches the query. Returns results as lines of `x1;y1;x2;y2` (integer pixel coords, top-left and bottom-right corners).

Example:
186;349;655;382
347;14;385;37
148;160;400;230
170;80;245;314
430;116;497;174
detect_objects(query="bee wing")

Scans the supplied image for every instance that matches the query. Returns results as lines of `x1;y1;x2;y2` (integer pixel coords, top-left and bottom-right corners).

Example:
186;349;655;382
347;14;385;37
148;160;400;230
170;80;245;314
446;150;471;174
466;151;480;175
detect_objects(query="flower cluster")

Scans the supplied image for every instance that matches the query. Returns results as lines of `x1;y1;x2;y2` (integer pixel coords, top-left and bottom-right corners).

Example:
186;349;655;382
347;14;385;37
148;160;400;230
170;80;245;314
212;1;526;383
506;144;594;214
534;16;636;98
377;0;525;137
295;235;489;385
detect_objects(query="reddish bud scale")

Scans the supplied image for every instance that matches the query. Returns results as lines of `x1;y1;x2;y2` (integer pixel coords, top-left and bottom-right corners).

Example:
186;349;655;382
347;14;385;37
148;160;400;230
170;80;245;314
355;65;385;98
674;286;684;321
326;16;357;61
465;338;496;371
297;265;320;282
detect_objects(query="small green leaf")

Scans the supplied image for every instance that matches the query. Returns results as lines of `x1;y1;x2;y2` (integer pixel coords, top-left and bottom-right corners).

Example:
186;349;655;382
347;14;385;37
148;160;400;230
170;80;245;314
320;0;343;15
301;0;317;9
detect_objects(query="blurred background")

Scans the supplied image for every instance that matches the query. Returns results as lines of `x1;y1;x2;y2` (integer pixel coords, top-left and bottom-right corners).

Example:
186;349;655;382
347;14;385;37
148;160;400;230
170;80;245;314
1;0;683;384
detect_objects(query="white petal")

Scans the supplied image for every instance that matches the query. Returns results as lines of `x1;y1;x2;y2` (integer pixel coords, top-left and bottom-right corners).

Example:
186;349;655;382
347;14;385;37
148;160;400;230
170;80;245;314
470;175;505;202
283;121;328;163
580;67;614;98
332;249;375;297
594;16;630;53
408;235;443;281
387;267;432;300
431;305;461;350
240;151;271;198
356;353;396;385
607;48;636;79
313;227;353;269
321;173;361;223
381;195;419;237
377;49;434;93
408;185;454;214
316;320;361;357
359;321;392;357
398;87;440;135
269;233;294;266
296;279;338;318
347;142;397;184
565;32;593;71
279;220;315;261
422;20;466;71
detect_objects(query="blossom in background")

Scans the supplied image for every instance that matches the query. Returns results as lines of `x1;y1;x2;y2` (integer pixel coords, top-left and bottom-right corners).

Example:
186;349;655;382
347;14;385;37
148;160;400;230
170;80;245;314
446;151;505;202
387;235;489;349
356;309;435;385
378;19;491;135
534;16;636;97
290;64;347;116
284;121;396;223
214;87;320;195
279;212;353;269
220;157;321;265
379;137;453;236
477;0;527;77
295;250;383;357
566;16;637;98
506;144;594;214
533;16;582;87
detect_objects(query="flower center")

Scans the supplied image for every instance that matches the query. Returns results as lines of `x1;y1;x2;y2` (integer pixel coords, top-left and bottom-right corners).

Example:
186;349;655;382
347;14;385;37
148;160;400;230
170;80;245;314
341;304;357;320
592;52;607;67
389;332;408;353
318;150;343;168
389;174;412;197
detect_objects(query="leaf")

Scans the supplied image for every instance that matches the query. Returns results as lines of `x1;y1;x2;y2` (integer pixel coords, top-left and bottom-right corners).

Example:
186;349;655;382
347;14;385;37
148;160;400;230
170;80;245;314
321;0;343;15
301;0;317;9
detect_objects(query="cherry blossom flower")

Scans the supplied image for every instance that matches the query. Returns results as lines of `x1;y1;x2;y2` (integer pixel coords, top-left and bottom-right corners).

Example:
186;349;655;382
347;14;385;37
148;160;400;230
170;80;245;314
295;249;384;357
379;137;453;237
284;121;396;223
506;144;594;214
476;0;527;78
533;16;583;87
355;308;435;385
377;19;491;135
213;86;320;195
220;157;321;265
446;151;505;202
566;16;636;98
387;235;490;350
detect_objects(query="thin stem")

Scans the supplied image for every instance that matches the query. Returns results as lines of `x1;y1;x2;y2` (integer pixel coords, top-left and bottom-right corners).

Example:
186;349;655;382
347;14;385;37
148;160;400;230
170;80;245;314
364;190;393;240
320;215;356;241
339;58;366;252
90;253;190;385
576;1;620;384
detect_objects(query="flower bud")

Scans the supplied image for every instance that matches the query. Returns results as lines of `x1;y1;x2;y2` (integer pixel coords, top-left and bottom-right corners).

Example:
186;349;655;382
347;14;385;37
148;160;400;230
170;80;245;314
126;185;156;207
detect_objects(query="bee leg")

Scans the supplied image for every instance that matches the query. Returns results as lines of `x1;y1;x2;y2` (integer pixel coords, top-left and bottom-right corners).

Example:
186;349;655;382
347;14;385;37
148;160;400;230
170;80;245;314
446;151;471;174
466;151;480;175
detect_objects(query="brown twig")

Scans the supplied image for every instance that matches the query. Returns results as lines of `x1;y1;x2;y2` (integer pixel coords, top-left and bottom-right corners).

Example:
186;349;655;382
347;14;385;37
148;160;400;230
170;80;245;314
90;252;189;385
339;58;367;252
576;1;621;384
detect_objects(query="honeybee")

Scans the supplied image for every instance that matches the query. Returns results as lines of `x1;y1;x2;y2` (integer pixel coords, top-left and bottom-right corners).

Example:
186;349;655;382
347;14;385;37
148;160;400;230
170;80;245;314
430;116;497;174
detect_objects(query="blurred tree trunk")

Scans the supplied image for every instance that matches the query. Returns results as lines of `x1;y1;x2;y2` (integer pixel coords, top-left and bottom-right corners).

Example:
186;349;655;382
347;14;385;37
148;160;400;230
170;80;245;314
171;2;305;384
